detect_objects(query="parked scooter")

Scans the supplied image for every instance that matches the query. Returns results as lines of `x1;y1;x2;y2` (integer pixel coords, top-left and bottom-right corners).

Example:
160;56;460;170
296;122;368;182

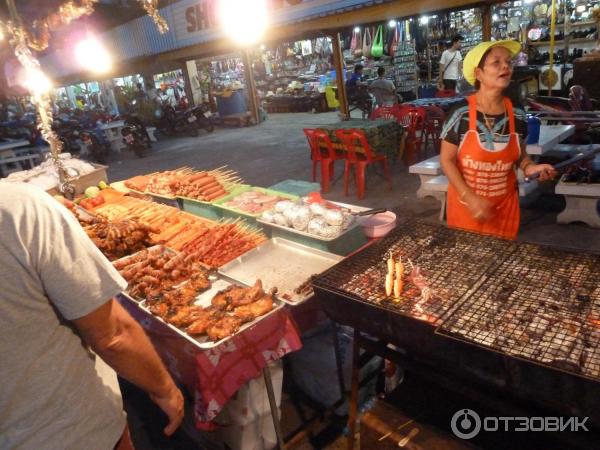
121;114;150;158
155;101;200;138
80;128;109;164
192;103;216;133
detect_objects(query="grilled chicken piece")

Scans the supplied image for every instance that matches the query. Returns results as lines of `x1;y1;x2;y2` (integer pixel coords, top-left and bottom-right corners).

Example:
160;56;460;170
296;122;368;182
233;295;274;323
211;280;264;310
186;308;223;335
206;316;242;341
148;302;170;319
166;305;207;328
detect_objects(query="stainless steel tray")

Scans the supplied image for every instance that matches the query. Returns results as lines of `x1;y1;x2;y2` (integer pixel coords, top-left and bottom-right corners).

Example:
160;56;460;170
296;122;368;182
256;201;367;242
136;276;283;349
219;238;343;305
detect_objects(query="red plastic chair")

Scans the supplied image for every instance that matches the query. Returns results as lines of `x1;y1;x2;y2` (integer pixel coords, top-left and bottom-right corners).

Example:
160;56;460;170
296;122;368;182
370;104;401;121
435;89;456;98
303;128;344;193
396;105;427;165
335;129;392;199
422;105;446;154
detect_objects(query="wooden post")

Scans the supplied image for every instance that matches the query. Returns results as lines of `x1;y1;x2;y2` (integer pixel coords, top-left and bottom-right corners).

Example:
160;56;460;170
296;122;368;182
242;49;261;124
332;32;350;120
482;4;491;41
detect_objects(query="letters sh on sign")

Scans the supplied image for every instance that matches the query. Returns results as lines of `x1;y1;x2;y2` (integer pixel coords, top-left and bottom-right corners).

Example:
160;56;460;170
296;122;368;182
174;0;310;42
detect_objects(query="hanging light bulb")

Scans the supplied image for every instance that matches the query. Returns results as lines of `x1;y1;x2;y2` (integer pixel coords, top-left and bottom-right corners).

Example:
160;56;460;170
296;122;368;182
419;16;430;25
75;36;112;73
219;0;268;45
23;67;52;94
354;26;360;33
388;20;397;28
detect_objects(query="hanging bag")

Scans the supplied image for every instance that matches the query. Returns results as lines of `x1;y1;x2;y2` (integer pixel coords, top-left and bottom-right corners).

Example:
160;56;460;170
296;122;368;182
351;28;362;58
371;25;384;58
362;27;372;58
389;22;399;56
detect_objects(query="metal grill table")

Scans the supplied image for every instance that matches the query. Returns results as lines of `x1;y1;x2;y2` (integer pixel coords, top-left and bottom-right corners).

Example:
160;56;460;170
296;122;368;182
437;243;600;383
314;220;518;326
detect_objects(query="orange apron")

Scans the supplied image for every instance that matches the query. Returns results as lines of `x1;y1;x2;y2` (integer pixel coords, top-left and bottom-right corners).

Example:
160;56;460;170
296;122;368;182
447;95;520;240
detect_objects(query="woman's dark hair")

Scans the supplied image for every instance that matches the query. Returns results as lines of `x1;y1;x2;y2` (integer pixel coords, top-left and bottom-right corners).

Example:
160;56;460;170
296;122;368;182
377;67;385;77
354;64;364;73
474;48;493;90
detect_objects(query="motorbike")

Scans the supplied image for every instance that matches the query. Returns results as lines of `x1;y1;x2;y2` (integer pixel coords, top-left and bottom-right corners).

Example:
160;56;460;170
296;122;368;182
192;103;216;133
53;119;83;155
80;128;109;164
155;102;200;138
121;114;150;158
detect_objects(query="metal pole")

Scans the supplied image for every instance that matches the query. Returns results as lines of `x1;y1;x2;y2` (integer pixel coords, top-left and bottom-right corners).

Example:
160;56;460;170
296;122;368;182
548;0;557;97
263;365;286;450
242;49;260;125
332;32;349;120
346;328;360;450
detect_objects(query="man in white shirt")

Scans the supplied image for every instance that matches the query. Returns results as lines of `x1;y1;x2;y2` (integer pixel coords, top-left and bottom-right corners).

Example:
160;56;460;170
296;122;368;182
438;35;463;91
0;184;183;450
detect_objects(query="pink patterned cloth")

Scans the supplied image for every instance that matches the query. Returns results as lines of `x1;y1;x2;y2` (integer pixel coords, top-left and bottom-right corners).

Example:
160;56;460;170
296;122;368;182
119;296;302;429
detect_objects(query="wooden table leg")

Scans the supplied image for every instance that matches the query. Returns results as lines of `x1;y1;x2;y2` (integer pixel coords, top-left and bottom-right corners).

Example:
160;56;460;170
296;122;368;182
263;365;286;450
347;328;360;450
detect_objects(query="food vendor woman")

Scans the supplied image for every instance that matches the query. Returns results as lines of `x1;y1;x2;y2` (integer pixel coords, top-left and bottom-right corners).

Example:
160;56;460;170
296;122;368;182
440;41;556;240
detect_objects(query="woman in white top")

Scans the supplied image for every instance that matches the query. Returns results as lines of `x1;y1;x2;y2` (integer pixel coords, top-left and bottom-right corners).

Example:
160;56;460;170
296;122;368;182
438;35;463;91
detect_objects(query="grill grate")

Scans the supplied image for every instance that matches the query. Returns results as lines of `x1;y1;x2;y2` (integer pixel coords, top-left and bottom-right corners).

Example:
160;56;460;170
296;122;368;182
438;243;600;381
313;220;518;326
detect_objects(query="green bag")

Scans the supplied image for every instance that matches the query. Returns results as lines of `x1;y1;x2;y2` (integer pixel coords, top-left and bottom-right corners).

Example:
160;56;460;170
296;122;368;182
371;25;384;58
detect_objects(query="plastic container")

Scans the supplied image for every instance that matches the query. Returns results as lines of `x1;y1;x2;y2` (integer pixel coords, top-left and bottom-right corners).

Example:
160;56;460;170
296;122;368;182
179;184;249;221
267;180;321;197
358;211;397;238
213;186;299;223
527;115;541;144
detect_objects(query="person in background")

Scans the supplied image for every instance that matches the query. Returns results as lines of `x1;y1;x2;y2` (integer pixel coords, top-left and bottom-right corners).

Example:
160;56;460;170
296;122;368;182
368;67;397;106
0;183;184;450
440;41;556;240
346;64;365;88
438;35;464;91
135;82;147;101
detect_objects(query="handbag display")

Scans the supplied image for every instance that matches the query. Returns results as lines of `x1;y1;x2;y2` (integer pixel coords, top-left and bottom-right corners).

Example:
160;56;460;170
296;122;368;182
371;25;384;58
351;28;362;58
362;27;372;58
389;22;399;55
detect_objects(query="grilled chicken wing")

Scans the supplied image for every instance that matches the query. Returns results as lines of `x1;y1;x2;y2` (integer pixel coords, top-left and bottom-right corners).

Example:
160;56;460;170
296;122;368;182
233;295;274;323
206;316;242;341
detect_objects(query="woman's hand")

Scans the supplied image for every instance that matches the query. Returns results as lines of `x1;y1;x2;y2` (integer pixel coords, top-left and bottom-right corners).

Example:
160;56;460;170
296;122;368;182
524;163;557;182
464;192;494;222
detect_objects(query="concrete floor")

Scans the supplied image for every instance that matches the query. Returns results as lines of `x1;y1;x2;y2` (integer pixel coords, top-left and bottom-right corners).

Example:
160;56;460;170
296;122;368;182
108;111;600;450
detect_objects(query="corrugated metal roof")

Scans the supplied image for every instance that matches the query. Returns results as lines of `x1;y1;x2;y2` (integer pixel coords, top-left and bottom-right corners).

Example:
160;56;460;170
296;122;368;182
42;0;389;78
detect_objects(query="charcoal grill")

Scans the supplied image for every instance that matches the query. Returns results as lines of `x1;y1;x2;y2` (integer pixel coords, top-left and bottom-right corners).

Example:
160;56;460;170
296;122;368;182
437;242;600;382
313;219;600;429
313;219;518;327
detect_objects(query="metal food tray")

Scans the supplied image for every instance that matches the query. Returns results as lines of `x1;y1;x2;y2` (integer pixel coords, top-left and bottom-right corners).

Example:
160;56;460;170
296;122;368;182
256;201;367;242
219;238;343;305
137;276;284;349
112;245;178;302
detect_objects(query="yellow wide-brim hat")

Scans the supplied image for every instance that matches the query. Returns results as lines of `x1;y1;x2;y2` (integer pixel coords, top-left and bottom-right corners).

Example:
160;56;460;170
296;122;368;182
463;40;522;86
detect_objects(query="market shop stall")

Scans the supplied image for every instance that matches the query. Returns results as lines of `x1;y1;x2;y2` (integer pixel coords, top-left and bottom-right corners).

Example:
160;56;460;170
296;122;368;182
313;219;600;449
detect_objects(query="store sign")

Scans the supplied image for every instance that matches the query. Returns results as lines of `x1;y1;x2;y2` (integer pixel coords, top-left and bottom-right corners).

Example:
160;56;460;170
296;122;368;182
172;0;320;43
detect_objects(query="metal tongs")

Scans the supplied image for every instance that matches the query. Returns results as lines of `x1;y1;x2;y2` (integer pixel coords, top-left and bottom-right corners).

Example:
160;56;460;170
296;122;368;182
352;207;388;216
525;145;600;182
